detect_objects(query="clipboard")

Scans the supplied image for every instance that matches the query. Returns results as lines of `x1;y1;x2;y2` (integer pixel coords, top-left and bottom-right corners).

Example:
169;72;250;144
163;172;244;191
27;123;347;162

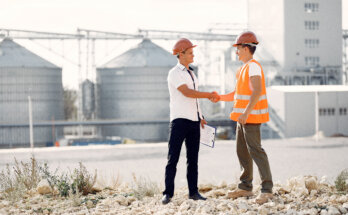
200;124;216;148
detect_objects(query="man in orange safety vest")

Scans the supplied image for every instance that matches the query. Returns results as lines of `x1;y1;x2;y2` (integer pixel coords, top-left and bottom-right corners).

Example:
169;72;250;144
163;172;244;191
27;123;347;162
212;31;273;204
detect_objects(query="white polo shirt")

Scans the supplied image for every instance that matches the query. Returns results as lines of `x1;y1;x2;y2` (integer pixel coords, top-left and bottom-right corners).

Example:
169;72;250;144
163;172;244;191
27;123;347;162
247;62;261;77
243;59;262;91
167;62;203;122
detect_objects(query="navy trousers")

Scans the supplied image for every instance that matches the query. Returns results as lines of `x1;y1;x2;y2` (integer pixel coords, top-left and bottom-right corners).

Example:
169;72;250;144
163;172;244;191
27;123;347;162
163;118;200;197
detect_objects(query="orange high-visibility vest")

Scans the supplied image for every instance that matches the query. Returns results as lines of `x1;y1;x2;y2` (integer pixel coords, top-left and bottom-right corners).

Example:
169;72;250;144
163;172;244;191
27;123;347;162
230;59;269;123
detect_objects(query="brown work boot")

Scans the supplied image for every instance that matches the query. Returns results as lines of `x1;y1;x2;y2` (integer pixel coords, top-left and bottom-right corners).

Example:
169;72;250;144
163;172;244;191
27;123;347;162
255;193;273;204
227;189;253;199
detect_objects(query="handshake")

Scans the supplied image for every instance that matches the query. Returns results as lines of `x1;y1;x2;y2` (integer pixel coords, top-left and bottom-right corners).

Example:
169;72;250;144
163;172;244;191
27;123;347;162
209;91;220;103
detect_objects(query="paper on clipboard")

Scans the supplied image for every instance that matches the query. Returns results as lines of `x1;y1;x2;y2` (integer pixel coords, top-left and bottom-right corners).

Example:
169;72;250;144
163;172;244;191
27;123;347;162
200;124;216;148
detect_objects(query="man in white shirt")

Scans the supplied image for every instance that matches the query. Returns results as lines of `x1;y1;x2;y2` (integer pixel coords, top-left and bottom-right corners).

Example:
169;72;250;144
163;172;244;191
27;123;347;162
162;38;219;204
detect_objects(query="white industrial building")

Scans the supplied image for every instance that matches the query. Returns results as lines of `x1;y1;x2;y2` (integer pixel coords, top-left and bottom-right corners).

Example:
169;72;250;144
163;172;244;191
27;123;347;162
267;85;348;138
248;0;342;85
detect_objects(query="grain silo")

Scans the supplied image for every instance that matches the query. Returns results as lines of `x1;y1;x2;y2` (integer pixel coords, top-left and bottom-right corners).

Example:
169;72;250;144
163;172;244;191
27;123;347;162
97;39;177;142
0;38;64;148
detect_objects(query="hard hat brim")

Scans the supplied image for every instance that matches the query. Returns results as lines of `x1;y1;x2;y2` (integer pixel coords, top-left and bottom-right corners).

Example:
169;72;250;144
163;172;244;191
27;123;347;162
233;43;258;47
172;44;197;55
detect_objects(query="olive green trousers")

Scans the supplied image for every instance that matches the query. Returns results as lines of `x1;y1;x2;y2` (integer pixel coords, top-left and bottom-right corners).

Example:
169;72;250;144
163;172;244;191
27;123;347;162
236;122;273;193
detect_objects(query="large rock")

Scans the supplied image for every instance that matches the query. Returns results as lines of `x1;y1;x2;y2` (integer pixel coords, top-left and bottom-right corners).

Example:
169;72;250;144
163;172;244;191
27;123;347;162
198;184;213;192
216;202;229;211
305;176;318;192
337;195;347;203
212;189;226;197
327;206;340;215
310;189;318;197
320;176;328;184
339;207;348;214
91;185;103;193
320;209;329;215
343;202;348;209
286;176;309;196
237;200;250;213
37;179;52;195
114;195;128;206
258;205;269;215
301;208;319;215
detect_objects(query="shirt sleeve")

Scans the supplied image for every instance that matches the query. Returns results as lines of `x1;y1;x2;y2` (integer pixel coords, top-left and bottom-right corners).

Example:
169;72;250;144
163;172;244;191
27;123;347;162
248;62;262;77
168;70;188;89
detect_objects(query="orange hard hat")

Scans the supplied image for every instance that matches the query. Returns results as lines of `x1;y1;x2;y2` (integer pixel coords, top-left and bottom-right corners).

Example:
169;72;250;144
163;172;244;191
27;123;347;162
233;31;259;47
172;38;197;55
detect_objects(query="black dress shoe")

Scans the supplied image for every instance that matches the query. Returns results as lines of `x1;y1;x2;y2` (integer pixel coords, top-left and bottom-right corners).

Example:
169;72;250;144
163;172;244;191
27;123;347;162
161;194;171;204
189;192;207;201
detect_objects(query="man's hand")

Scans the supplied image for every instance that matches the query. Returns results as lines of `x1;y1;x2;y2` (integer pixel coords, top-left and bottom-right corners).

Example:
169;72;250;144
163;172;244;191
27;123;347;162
209;91;220;103
237;113;249;124
200;118;207;128
177;85;222;100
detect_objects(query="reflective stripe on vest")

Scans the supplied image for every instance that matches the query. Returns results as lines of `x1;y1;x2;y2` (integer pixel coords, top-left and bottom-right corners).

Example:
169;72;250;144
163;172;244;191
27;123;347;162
232;107;269;115
235;94;267;101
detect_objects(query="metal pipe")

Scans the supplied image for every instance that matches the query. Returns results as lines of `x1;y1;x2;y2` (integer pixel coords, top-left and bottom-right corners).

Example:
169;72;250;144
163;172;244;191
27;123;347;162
28;96;34;148
315;91;319;142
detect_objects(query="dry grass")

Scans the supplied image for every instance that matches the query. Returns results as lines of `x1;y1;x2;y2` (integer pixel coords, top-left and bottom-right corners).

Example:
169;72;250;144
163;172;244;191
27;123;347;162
0;155;42;201
69;183;82;207
95;171;122;190
13;156;41;190
0;156;98;201
41;161;97;197
131;173;160;200
335;168;348;194
71;162;97;195
0;164;25;201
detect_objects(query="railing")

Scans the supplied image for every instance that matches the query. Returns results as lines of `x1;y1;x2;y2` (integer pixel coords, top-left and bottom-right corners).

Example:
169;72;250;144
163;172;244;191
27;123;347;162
0;117;233;128
267;106;286;138
0;118;235;148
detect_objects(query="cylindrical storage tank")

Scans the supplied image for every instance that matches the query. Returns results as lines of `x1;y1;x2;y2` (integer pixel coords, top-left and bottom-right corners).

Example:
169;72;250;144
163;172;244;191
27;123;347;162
0;38;64;148
97;39;177;142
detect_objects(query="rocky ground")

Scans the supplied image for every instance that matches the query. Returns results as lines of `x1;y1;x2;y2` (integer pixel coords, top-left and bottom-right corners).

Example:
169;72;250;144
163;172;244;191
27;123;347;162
0;175;347;215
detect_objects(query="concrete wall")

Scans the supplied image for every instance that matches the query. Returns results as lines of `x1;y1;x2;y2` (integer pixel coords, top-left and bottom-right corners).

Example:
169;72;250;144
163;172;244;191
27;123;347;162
337;91;348;135
285;92;315;137
268;86;348;138
267;88;286;122
318;92;338;136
